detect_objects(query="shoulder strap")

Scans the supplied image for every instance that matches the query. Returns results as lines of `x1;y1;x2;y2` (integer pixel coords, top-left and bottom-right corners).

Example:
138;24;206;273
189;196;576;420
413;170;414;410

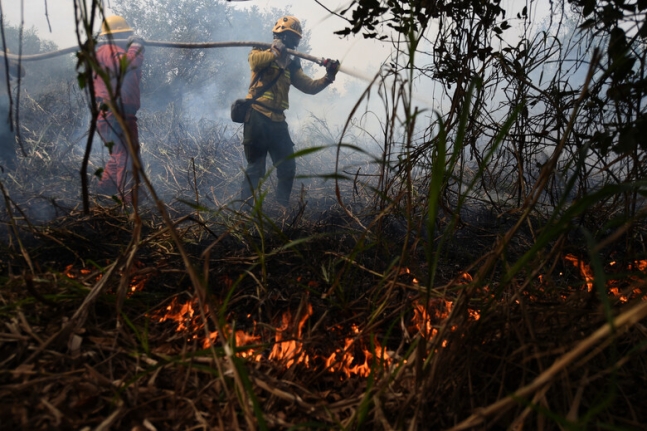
248;64;269;89
249;66;285;101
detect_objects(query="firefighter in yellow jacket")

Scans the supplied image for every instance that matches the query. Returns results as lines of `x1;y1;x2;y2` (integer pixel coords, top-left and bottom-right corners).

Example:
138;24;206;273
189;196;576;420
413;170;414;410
240;16;339;208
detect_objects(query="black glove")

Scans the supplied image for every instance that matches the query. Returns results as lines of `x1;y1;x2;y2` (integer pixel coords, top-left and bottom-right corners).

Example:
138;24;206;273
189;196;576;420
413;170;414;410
323;58;340;82
271;38;287;58
127;35;146;52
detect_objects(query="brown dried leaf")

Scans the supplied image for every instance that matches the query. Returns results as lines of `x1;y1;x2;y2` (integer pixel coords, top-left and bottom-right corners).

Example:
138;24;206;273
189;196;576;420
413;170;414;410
143;418;158;431
39;397;63;426
10;364;35;380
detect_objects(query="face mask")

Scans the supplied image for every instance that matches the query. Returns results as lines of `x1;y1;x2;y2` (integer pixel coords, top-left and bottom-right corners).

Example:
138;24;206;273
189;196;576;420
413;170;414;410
283;34;300;49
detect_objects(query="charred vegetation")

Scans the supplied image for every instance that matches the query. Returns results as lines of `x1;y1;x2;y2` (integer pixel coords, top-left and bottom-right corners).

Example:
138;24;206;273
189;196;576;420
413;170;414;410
1;0;647;430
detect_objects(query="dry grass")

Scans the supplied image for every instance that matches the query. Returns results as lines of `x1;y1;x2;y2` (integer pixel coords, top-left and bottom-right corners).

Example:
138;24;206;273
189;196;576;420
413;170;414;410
1;195;646;430
1;81;647;430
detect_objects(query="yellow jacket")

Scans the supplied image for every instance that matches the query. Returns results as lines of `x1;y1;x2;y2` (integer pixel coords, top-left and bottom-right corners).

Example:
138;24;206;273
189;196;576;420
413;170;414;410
245;48;330;122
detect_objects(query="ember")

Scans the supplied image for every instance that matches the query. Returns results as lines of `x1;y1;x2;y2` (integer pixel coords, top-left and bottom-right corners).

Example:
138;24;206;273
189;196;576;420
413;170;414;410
564;254;594;291
565;254;647;301
64;261;151;295
64;264;99;282
324;324;390;378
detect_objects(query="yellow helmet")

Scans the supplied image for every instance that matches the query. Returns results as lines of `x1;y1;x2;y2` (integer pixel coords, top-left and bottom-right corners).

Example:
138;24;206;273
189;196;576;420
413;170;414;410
100;15;133;36
272;16;302;38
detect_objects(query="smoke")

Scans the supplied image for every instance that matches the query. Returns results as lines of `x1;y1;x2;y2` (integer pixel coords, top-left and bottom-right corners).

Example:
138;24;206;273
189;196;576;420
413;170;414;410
101;0;387;211
0;0;400;227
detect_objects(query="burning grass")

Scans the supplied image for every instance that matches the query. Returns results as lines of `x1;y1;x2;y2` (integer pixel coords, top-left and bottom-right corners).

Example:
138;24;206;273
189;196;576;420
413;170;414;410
2;70;647;429
1;202;646;430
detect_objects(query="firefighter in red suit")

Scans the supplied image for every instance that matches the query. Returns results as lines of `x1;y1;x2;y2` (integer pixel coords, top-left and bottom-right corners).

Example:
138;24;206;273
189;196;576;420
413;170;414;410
94;16;145;201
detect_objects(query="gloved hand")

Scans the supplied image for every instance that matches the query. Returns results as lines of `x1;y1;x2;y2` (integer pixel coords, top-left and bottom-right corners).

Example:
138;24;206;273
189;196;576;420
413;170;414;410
128;35;146;52
323;58;340;82
271;39;287;58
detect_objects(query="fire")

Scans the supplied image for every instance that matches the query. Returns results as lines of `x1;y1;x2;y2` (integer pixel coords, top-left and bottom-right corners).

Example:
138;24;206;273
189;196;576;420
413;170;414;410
128;262;152;293
72;253;644;379
411;301;439;339
468;308;481;321
400;267;419;284
204;327;262;360
268;304;313;368
74;265;450;378
64;264;99;282
157;296;197;332
409;298;480;340
153;297;395;377
154;298;265;359
64;261;150;294
129;274;149;293
632;260;647;272
564;254;647;301
564;254;594;292
324;324;391;378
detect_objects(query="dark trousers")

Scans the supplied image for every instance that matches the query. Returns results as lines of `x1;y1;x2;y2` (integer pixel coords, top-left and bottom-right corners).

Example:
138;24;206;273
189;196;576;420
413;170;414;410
96;114;140;201
240;109;296;207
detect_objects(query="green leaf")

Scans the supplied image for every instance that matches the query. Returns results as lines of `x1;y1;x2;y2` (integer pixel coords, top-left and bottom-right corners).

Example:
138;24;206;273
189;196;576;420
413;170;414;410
77;72;87;89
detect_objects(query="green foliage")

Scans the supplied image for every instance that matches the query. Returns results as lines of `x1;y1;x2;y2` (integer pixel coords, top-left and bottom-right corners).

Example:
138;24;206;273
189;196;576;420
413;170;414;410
335;0;507;85
336;0;506;40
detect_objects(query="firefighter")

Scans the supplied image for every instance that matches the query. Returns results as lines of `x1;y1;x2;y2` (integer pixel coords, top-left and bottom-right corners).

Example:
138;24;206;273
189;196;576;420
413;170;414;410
240;15;339;208
93;15;145;202
0;48;25;171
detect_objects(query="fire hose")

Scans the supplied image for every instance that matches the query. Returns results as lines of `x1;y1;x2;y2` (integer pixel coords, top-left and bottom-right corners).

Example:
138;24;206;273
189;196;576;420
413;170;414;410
2;40;339;69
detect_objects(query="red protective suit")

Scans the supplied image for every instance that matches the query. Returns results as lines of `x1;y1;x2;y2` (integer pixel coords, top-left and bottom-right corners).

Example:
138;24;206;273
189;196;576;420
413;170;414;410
94;42;143;111
94;41;144;201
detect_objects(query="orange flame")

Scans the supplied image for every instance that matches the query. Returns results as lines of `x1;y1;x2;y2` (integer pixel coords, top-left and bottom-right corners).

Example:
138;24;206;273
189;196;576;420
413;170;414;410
410;298;480;340
157;296;197;332
65;262;148;295
324;325;390;378
204;327;262;360
268;304;313;368
154;298;396;377
564;254;594;292
400;267;419;284
565;255;647;301
64;265;100;281
147;256;644;378
632;260;647;272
